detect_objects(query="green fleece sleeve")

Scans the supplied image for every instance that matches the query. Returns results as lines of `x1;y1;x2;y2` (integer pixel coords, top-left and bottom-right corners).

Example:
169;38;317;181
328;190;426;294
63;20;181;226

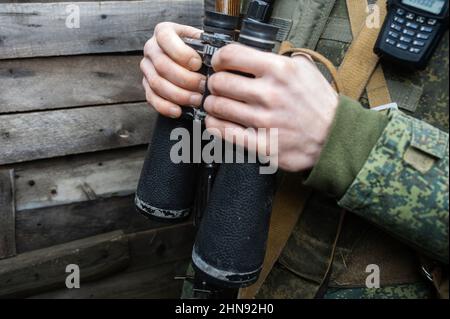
304;95;389;198
305;95;449;262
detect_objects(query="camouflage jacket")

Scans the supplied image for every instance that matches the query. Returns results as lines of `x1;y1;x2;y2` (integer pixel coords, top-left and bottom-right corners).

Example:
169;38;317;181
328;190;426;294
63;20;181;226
256;0;449;299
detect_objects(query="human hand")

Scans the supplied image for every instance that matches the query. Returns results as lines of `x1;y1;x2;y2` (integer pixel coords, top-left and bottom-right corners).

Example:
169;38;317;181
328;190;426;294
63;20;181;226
140;22;205;118
203;44;339;172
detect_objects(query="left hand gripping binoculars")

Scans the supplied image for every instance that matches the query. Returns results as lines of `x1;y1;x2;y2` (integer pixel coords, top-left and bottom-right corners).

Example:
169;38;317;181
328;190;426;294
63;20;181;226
136;0;280;291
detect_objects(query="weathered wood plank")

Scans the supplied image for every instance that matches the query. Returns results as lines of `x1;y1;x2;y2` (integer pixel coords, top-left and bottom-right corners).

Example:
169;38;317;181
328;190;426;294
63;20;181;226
0;102;156;165
0;0;203;60
126;222;195;272
0;230;130;298
0;55;144;114
30;259;190;299
15;195;170;253
28;222;196;299
14;147;147;211
0;169;16;259
1;1;137;2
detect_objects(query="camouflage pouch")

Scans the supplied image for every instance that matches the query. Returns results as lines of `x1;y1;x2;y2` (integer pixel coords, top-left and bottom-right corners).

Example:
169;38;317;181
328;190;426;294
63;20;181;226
271;0;336;48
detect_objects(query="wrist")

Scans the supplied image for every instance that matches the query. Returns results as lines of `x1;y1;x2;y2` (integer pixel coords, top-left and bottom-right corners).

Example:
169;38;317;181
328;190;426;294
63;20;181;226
311;89;340;166
304;95;389;198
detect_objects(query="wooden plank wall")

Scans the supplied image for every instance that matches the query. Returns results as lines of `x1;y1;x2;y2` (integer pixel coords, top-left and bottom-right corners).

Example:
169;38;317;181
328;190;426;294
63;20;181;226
0;169;16;259
0;0;203;298
0;1;203;59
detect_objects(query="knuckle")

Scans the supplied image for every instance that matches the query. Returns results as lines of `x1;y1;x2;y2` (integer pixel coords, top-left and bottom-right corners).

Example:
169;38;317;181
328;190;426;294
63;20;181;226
143;37;155;55
268;57;292;82
208;74;221;93
143;40;151;54
279;58;297;78
139;58;146;72
174;90;191;105
216;45;237;65
186;73;201;89
154;22;169;36
204;116;215;129
261;87;280;106
152;55;166;74
147;74;160;89
214;97;228;115
205;95;217;113
145;89;155;106
157;28;170;42
255;112;273;128
150;98;167;115
151;102;163;114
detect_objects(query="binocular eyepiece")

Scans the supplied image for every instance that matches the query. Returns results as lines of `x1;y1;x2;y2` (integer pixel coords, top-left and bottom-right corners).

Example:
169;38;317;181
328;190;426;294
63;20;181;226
204;10;240;36
190;16;278;289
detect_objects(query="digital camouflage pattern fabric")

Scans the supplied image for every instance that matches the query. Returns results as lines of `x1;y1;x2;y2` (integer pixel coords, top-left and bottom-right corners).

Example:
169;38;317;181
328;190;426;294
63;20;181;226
182;0;448;299
258;0;449;299
339;111;449;263
324;282;433;299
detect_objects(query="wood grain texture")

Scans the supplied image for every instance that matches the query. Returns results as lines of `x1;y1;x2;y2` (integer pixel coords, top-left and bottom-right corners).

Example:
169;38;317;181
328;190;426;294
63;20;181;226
30;259;190;299
0;230;130;298
0;103;156;165
15;195;165;253
0;0;203;59
0;55;145;114
126;222;195;272
14;147;147;211
30;223;196;299
0;169;16;259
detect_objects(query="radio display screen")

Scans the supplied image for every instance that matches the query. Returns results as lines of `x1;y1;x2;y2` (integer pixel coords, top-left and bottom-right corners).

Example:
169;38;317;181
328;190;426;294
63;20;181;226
402;0;446;14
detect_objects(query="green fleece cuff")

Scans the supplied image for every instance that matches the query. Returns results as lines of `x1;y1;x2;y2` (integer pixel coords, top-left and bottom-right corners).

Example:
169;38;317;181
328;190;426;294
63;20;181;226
304;95;390;198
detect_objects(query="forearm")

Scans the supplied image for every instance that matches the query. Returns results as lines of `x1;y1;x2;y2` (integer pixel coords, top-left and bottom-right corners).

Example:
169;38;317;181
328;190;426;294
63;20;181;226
306;96;449;263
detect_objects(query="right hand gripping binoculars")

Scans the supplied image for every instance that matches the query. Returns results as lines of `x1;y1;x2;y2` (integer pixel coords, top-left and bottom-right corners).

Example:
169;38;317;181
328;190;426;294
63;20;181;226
136;0;279;290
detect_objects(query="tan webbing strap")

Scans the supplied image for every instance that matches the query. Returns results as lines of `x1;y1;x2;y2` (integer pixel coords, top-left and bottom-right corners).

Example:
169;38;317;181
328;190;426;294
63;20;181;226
238;175;312;299
239;2;394;297
366;67;392;107
347;0;370;37
238;42;341;299
338;0;388;100
346;0;392;107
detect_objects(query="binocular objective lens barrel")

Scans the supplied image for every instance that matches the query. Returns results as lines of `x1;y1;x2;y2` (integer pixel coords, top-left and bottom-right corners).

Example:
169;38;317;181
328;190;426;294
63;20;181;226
135;115;198;222
192;160;277;288
191;20;279;288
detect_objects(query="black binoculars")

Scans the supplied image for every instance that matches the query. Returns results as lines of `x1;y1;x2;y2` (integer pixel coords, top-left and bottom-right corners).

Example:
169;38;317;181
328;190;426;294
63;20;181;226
136;0;279;290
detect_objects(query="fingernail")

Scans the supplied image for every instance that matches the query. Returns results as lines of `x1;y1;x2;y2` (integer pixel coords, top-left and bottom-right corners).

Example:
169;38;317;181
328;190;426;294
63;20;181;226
188;57;202;71
169;107;180;118
190;94;202;106
199;79;206;93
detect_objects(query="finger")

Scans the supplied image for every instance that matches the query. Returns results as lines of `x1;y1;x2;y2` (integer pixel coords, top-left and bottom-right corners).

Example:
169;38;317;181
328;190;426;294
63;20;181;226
208;71;263;104
212;43;276;77
141;58;203;107
146;41;206;93
205;115;261;154
204;95;271;129
155;22;203;71
142;77;181;118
